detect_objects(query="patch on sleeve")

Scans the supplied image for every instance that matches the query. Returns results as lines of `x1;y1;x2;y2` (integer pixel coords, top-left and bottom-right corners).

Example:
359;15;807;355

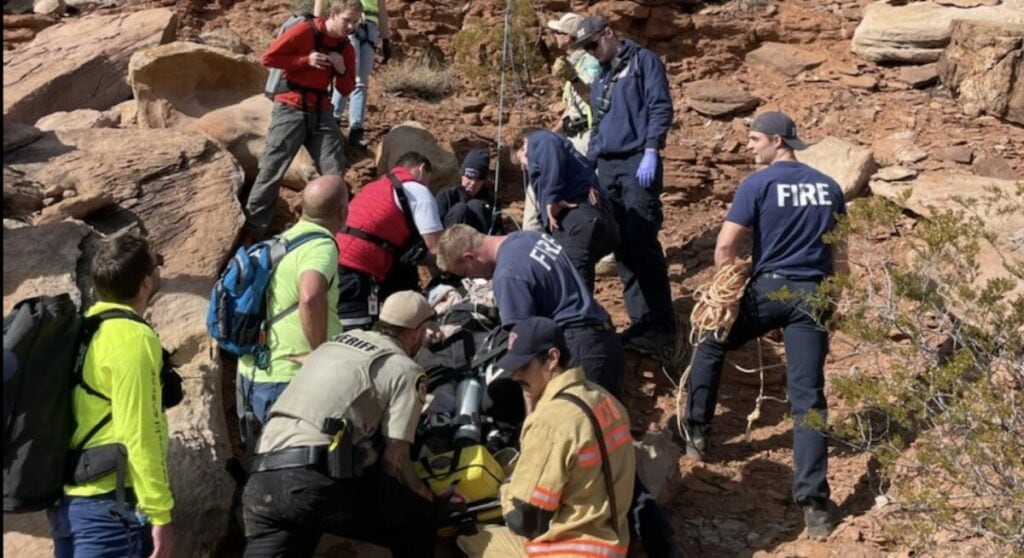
415;373;428;404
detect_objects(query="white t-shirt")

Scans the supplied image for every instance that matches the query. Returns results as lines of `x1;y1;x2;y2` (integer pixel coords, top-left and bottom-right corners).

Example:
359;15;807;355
393;181;443;235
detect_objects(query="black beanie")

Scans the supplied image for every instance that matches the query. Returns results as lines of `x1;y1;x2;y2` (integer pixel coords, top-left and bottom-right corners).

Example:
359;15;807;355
460;149;490;179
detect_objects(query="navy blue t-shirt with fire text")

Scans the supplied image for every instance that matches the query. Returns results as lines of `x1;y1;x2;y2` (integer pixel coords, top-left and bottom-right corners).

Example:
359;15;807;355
493;231;610;328
726;161;846;279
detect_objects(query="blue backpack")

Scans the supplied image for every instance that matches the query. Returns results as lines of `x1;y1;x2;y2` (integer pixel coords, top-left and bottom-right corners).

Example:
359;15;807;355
207;232;333;368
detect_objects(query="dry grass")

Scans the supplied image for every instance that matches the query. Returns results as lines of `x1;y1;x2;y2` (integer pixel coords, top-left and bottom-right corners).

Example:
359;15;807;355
378;55;453;102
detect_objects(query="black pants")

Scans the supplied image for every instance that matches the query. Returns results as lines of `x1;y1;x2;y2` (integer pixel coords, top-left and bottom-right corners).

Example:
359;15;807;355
551;202;619;292
442;199;492;234
597;152;676;336
243;467;437;558
564;324;625;397
686;275;831;503
336;264;421;329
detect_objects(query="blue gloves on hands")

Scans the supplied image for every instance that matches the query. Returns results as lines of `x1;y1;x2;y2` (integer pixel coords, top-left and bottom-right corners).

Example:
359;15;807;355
636;148;658;188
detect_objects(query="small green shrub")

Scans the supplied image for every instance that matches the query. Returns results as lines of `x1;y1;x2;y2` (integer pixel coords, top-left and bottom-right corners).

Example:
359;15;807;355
820;186;1024;553
377;55;453;101
451;0;545;99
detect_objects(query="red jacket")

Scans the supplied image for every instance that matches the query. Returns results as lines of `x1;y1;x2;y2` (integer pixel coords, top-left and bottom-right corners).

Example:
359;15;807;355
337;167;417;282
262;17;356;112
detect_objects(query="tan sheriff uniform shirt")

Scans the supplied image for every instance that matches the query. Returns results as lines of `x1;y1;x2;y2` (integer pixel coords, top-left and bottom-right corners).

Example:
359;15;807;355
501;367;635;558
258;329;427;453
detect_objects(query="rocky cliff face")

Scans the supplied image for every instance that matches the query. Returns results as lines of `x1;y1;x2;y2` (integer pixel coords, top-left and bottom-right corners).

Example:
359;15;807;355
3;0;1023;556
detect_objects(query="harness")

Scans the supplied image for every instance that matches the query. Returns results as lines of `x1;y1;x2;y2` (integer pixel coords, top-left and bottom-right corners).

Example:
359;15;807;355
341;173;427;265
593;49;636;130
286;17;347;124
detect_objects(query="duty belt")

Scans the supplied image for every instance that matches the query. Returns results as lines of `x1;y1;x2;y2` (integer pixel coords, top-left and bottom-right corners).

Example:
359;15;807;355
250;445;327;473
760;272;824;283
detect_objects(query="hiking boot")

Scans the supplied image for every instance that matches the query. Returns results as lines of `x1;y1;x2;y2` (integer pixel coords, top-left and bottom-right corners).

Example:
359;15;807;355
618;322;650;344
348;127;369;149
801;499;833;540
626;330;676;356
683;423;709;461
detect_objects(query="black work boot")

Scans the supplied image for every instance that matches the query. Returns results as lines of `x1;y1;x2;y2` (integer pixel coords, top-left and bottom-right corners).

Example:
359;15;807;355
801;498;833;540
348;127;369;149
684;423;709;461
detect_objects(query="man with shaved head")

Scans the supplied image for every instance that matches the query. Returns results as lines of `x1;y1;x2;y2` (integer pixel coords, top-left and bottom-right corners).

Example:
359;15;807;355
237;175;348;425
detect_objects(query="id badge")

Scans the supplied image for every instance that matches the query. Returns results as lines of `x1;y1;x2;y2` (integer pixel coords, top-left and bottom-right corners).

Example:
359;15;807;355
368;285;379;316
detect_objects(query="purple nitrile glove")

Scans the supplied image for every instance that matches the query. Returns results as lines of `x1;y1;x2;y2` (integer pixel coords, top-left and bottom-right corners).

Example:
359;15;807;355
636;148;658;188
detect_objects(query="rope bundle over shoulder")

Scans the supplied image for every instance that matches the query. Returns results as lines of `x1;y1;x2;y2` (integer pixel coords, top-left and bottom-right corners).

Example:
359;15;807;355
676;263;750;441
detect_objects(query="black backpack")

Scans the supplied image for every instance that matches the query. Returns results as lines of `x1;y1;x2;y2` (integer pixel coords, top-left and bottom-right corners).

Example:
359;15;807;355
3;294;183;513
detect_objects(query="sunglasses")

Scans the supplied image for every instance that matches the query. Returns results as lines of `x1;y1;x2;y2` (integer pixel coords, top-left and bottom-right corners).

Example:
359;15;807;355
582;37;601;52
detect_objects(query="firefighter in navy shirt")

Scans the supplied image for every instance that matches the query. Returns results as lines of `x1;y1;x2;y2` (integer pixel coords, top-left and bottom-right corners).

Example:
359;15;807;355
513;128;618;291
435;224;623;395
572;15;677;356
684;112;848;540
436;224;683;557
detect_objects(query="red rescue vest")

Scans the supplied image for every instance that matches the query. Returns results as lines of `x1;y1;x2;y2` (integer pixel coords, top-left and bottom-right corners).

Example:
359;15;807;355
336;167;416;282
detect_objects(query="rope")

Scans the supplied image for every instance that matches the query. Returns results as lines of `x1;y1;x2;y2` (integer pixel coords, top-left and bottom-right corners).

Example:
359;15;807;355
675;263;749;443
676;264;793;443
489;0;513;233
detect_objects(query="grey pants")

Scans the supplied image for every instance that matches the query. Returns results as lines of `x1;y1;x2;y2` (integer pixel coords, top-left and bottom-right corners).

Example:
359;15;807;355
244;102;346;230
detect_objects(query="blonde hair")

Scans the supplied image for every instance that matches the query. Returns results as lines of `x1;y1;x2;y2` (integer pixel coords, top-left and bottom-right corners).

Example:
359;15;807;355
328;0;363;15
437;224;485;272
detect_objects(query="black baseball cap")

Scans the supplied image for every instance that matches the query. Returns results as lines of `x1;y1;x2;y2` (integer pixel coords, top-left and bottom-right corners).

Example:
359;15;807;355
494;317;569;377
571;15;609;48
460;149;489;180
750;111;807;150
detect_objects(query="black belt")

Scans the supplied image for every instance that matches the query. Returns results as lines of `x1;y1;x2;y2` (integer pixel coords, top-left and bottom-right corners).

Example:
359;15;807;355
342;226;399;253
565;321;614;333
251;445;327;473
760;272;824;283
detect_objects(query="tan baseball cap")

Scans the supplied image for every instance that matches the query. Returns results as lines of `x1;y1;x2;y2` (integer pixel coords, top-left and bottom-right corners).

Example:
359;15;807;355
547;12;583;35
379;291;436;329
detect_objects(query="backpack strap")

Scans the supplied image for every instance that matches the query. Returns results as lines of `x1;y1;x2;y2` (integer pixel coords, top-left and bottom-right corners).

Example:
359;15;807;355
388;173;425;249
265;231;338;329
554;391;621;539
340;225;400;253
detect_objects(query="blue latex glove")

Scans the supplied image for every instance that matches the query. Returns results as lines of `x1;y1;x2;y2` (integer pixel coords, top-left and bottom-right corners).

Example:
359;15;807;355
636;148;658;188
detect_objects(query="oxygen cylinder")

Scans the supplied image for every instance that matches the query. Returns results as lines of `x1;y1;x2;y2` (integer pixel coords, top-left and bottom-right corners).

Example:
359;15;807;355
453;377;484;445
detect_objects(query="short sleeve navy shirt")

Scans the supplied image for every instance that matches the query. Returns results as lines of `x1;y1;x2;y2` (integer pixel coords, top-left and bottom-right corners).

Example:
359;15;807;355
493;231;611;328
726;161;846;278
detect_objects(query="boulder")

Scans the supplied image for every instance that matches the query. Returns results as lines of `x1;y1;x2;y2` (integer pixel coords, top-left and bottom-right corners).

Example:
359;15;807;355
3;127;244;556
3;123;43;153
198;27;252;55
32;0;64;16
898;63;940;89
851;0;1024;63
683;80;761;117
873;131;927;166
376;122;458;191
191;95;318;190
3;8;178;125
745;42;827;77
800;136;877;200
937;20;1024;125
130;41;267;129
4;166;46;218
972;156;1022;180
870;172;1024;300
933;145;974;164
873;166;918;181
2;220;91;313
35;109;115;132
